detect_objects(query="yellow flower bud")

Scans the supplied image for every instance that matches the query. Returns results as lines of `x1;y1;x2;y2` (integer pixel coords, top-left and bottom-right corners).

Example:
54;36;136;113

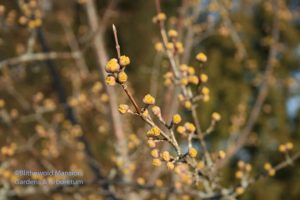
147;139;156;148
143;94;155;105
161;151;171;161
235;171;243;179
180;78;189;86
118;104;129;114
142;109;149;118
245;164;252;172
197;161;205;170
117;71;128;83
120;55;130;66
91;82;102;93
184;122;196;133
184;100;192;110
187;67;195;75
105;58;120;73
235;187;245;196
264;163;272;171
189;147;198;158
188;75;199;85
157;12;167;21
155;179;163;187
0;99;5;108
105;76;116;86
202;87;210;95
278;144;286;153
196;52;207;62
268;169;276;176
177;126;186;134
152;158;162;167
167;162;175;170
172;114;182;124
286;142;294;150
218;150;226;159
152;106;161;115
200;74;208;83
180;64;188;72
136;177;145;185
147;126;161;137
168;29;178;37
151;149;159;158
212;112;221;121
166;42;174;50
155;42;164;52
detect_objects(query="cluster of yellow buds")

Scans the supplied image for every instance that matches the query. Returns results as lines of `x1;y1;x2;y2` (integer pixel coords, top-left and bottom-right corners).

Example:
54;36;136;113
150;148;175;169
264;162;276;176
19;0;43;29
1;143;17;157
278;142;294;153
177;94;192;110
105;55;130;86
235;160;252;179
178;65;200;86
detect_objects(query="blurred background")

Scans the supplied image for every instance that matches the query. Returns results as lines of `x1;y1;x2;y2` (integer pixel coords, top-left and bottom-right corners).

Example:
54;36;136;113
0;0;300;199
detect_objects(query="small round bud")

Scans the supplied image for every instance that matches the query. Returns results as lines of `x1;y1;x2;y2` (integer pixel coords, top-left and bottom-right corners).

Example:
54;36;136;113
264;163;272;171
172;114;182;124
278;144;286;153
157;12;167;21
167;162;175;170
168;29;178;38
212;112;221;121
196;52;207;62
105;58;120;73
161;151;171;161
189;147;198;158
151;149;159;158
120;55;130;66
118;104;129;114
155;42;164;52
235;187;245;196
152;158;162;167
176;126;186;134
200;74;208;83
143;94;156;105
184;122;196;133
105;76;116;86
117;71;128;83
286;142;294;150
218;150;226;159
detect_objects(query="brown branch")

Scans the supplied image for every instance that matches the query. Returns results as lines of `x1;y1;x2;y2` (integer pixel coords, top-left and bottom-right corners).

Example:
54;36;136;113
85;0;128;158
0;52;79;69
